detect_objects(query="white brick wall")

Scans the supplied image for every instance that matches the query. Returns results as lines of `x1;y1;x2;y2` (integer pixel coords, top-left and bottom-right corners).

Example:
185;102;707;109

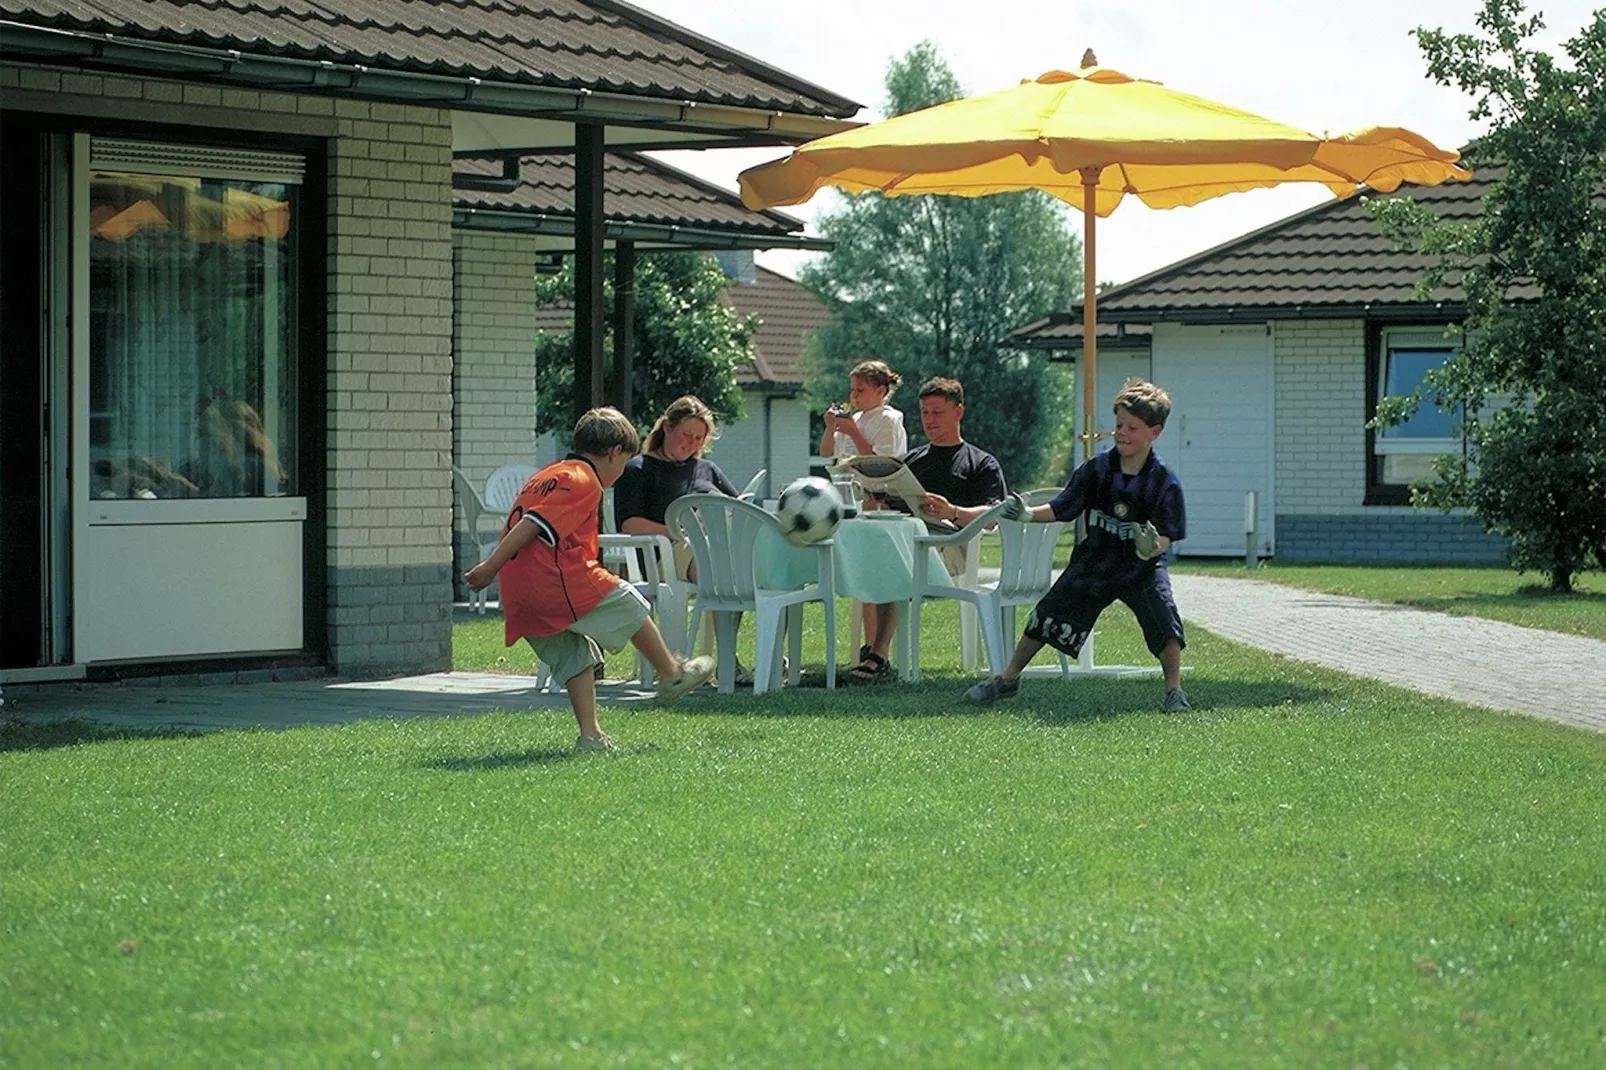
706;390;812;501
452;232;540;485
1272;320;1367;513
7;61;456;674
325;100;455;673
767;397;813;495
451;231;540;579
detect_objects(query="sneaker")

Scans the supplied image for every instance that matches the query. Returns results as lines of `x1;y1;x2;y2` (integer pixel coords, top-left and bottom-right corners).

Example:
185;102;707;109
656;655;716;701
575;733;617;753
1163;687;1192;712
965;674;1020;703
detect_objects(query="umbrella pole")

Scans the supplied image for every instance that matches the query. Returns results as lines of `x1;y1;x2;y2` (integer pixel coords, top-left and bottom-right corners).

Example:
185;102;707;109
1079;169;1100;462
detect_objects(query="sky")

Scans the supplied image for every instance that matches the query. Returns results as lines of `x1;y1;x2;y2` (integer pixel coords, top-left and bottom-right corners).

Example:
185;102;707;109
632;0;1599;286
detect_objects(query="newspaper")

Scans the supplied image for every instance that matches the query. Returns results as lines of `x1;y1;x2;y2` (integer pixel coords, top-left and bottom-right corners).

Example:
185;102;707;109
826;455;956;531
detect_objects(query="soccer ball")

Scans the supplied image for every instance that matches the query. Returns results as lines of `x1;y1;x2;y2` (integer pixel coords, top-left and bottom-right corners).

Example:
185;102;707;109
775;476;843;547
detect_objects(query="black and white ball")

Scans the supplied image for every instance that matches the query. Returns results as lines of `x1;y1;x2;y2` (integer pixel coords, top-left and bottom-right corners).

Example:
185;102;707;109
775;476;843;547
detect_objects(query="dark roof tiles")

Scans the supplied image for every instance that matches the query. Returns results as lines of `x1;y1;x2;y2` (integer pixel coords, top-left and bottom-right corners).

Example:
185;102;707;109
0;0;861;116
721;265;828;385
453;152;805;236
1012;166;1504;344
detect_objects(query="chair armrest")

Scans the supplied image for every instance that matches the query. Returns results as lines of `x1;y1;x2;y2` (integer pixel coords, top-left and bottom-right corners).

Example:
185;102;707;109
599;533;675;587
914;502;1006;548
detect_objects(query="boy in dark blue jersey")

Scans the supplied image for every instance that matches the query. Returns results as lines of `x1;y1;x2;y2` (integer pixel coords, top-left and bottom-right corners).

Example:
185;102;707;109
965;378;1191;712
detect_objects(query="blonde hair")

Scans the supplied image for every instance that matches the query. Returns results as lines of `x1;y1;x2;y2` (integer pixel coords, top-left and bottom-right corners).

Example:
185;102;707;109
1112;378;1173;428
645;395;718;456
572;406;640;455
850;359;902;395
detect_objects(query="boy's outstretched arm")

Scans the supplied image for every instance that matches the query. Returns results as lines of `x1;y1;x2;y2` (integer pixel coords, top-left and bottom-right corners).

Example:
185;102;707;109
464;516;542;590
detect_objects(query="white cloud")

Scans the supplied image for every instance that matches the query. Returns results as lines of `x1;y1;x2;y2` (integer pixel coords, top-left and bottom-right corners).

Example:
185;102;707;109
637;0;1598;284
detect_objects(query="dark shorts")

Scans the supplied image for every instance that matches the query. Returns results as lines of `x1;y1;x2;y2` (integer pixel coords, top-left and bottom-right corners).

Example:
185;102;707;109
1022;564;1186;659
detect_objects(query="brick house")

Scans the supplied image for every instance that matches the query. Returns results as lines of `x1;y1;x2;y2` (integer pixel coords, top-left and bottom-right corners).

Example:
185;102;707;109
0;2;859;682
1009;171;1510;564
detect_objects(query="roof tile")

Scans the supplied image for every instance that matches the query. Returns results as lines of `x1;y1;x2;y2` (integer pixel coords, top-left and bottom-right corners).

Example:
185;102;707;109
0;0;861;116
722;265;828;385
454;152;804;236
1012;166;1509;344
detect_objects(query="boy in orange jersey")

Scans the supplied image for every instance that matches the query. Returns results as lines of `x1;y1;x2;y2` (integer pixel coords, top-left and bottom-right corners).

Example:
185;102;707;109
465;407;714;751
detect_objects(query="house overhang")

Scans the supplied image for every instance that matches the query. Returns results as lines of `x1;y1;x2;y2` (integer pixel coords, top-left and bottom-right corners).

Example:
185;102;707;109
0;21;860;153
452;208;833;253
1009;303;1471;362
1010;301;1470;349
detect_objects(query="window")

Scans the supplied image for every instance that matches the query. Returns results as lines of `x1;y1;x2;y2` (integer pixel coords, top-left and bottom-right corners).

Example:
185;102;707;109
1368;327;1463;502
87;141;300;500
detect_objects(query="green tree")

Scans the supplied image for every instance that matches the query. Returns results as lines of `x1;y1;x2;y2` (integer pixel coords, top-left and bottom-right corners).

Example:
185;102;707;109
534;252;750;438
799;42;1083;484
1370;0;1606;591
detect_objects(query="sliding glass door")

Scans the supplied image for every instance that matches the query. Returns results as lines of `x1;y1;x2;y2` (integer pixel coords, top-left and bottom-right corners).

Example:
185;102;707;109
73;137;308;663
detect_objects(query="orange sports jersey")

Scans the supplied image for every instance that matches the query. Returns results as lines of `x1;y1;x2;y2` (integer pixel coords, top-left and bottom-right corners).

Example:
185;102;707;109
496;456;620;643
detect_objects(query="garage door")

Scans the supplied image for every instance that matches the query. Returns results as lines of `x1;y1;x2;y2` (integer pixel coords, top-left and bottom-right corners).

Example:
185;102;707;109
1149;324;1275;557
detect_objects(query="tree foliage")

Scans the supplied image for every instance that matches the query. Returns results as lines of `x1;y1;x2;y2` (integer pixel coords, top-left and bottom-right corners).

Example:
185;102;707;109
1370;0;1606;591
533;252;750;439
799;42;1083;484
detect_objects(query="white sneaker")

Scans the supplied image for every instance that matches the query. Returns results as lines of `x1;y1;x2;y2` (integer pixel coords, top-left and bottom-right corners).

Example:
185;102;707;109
574;733;617;753
656;655;716;701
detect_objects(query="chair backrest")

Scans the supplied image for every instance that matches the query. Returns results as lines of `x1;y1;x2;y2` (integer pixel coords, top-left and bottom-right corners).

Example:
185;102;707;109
598;487;648;583
483;463;538;513
451;465;487;533
993;516;1068;600
665;494;786;607
738;468;767;501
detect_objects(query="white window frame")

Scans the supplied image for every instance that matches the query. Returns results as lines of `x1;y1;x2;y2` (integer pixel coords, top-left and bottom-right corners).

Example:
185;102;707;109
1374;327;1464;474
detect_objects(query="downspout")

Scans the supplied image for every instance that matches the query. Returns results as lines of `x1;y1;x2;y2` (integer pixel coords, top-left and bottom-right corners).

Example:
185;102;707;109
763;394;774;500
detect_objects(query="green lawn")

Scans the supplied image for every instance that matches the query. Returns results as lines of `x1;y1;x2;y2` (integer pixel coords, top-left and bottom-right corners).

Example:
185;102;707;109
1174;562;1606;642
5;608;1606;1067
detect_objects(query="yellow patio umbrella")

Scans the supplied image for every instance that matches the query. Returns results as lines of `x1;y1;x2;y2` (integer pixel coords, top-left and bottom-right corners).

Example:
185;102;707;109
739;52;1471;460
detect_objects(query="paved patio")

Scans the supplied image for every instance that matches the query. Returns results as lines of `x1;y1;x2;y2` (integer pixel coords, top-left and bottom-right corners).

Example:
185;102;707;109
3;576;1602;736
0;670;658;733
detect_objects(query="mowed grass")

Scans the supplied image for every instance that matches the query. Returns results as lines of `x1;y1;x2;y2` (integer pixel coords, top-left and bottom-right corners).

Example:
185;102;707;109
1174;561;1606;642
4;610;1606;1067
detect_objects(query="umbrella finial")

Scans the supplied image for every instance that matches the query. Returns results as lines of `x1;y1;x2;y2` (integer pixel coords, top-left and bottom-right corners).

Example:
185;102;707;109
1081;48;1098;68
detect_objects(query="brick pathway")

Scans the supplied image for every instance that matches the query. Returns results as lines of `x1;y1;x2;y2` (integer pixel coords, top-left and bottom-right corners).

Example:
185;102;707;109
1171;574;1606;735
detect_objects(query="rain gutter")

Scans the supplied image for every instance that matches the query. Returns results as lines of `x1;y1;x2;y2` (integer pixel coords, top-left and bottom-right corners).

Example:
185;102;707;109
0;21;858;143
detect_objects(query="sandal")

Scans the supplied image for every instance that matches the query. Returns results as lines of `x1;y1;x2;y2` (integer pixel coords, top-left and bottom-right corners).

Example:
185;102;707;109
847;649;894;684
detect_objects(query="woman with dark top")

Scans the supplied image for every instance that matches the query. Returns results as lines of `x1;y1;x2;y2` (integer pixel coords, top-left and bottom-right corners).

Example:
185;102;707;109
617;395;765;685
613;395;739;583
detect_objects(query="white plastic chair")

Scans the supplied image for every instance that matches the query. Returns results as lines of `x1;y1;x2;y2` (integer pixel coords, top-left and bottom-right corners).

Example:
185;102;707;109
452;465;502;614
666;494;837;694
909;502;1073;680
737;468;767;501
483;463;538;514
950;488;1068;668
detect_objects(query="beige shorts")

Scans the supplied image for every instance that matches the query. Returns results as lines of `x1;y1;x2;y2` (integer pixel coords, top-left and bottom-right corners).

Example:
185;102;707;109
938;542;970;578
527;583;652;685
671;538;696;583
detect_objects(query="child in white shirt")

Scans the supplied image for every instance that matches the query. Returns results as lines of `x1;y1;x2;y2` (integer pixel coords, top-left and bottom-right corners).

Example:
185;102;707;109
821;359;907;459
819;359;908;685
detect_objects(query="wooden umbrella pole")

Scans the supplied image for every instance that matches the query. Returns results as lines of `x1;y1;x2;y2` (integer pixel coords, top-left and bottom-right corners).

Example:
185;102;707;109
1079;167;1102;462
